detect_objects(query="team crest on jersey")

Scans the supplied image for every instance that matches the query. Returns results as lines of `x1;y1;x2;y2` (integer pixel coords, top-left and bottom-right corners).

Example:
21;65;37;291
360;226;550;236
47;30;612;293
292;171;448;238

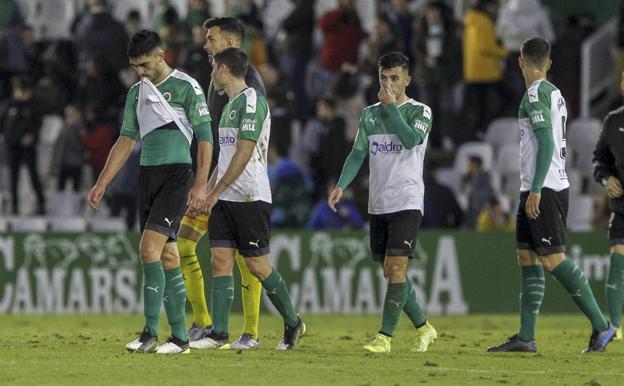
229;110;237;120
163;91;172;101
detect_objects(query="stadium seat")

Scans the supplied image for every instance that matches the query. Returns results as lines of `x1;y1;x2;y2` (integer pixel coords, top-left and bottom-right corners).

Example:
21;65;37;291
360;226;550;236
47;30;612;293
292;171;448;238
494;143;520;175
46;191;84;217
10;217;48;232
485;118;519;156
88;217;127;232
38;115;64;182
500;171;521;197
566;169;582;196
567;118;601;174
567;195;595;232
0;218;7;232
49;217;87;232
23;0;78;40
454;142;494;173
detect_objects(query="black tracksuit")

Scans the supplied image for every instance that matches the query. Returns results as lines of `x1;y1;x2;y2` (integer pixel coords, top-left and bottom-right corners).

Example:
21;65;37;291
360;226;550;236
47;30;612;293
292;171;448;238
593;105;624;215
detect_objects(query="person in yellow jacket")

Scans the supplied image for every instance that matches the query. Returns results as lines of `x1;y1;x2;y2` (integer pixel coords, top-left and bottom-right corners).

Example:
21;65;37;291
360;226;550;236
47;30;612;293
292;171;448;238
460;0;509;144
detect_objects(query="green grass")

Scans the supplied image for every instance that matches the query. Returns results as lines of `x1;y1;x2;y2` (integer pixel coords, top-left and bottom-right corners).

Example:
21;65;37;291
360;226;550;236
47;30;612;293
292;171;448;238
0;314;623;385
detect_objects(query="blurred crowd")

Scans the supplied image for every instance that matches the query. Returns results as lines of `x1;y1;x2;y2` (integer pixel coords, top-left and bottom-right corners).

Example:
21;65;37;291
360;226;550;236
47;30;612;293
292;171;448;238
0;0;614;232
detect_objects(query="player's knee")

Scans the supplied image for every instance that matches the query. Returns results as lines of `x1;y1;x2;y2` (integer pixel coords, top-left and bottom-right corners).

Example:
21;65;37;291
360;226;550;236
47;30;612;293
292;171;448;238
211;255;232;276
245;259;271;281
539;253;565;272
516;251;537;266
383;261;407;282
140;246;161;264
611;244;624;255
160;248;179;269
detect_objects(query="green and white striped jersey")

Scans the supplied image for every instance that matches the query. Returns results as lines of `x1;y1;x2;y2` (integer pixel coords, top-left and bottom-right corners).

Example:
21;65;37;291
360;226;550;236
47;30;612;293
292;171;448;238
217;87;271;203
120;69;212;166
518;79;569;192
352;99;432;214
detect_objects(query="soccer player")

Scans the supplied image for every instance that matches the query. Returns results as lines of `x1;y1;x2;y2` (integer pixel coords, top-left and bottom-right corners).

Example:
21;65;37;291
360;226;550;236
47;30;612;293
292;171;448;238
191;47;304;350
487;37;616;353
177;17;266;350
593;69;624;342
87;30;213;354
328;52;437;353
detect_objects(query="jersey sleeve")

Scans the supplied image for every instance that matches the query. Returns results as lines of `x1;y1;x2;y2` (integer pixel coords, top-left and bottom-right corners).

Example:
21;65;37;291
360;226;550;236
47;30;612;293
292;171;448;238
120;86;139;140
184;83;212;143
408;104;433;138
238;89;268;142
526;85;552;131
352;113;369;153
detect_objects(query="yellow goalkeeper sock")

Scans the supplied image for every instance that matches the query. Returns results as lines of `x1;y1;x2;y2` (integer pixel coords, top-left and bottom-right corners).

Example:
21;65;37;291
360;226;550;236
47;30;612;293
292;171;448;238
236;252;261;339
178;237;212;328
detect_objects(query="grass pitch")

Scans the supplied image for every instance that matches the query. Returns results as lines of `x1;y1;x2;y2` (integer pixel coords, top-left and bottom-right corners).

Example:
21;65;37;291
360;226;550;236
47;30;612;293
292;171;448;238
0;314;622;385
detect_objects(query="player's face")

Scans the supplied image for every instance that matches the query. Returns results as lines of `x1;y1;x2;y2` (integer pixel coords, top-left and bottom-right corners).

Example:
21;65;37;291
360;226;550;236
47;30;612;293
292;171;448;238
379;66;410;98
129;50;163;82
203;27;230;59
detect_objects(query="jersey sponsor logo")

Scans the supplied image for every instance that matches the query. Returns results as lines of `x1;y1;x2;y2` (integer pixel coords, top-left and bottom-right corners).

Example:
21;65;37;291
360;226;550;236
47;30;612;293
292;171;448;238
530;110;545;124
414;120;427;132
241;118;256;132
193;84;203;96
422;106;432;120
219;134;236;146
229;110;237;120
370;140;403;156
163;91;172;101
197;102;209;117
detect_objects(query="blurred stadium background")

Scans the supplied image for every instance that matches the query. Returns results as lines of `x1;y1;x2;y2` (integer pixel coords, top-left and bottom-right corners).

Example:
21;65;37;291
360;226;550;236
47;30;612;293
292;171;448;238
0;0;622;318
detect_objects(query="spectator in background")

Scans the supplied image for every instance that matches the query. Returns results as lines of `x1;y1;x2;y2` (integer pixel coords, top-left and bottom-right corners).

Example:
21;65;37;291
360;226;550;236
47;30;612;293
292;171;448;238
497;0;555;112
185;0;211;39
1;24;41;80
268;145;313;228
54;104;85;192
461;0;509;144
279;0;315;122
74;0;129;75
0;0;25;99
159;7;187;67
461;155;496;228
0;0;23;29
332;66;367;142
267;89;293;158
74;55;125;123
238;15;269;69
422;162;464;228
476;198;513;231
362;13;401;105
125;9;142;38
551;14;596;119
82;104;116;182
107;144;140;230
316;0;367;97
154;0;178;37
179;25;213;90
384;0;415;60
413;1;461;149
308;182;365;230
309;97;349;200
0;76;45;215
35;74;68;116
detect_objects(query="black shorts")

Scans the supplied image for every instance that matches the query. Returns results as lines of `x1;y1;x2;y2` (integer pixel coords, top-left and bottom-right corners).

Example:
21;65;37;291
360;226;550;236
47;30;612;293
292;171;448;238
370;210;422;262
208;200;271;257
516;188;568;256
138;164;193;242
609;212;624;246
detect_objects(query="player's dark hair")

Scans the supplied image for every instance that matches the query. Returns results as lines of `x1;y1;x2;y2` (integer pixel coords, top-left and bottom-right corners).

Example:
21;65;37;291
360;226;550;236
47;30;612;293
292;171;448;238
378;51;410;72
213;47;248;79
521;37;551;66
202;17;245;41
127;30;162;59
318;96;336;110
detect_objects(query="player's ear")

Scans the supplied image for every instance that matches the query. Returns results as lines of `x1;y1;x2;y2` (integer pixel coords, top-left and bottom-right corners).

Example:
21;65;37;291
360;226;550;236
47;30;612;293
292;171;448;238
545;59;552;72
405;74;411;86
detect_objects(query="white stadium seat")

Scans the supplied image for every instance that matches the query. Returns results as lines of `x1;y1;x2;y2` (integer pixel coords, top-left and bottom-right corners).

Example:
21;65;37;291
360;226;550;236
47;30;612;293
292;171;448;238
485;118;520;156
10;217;48;232
88;217;127;232
49;217;87;232
567;195;595;232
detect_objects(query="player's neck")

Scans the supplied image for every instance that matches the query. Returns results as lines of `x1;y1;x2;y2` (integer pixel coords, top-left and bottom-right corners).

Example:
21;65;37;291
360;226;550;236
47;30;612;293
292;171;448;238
225;78;248;100
153;65;173;85
395;93;408;105
524;70;547;89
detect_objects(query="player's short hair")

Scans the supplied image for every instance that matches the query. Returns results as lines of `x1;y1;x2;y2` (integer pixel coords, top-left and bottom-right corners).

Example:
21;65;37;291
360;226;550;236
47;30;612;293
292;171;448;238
127;30;162;59
202;17;245;41
378;52;410;72
521;37;551;66
318;96;336;110
213;47;248;79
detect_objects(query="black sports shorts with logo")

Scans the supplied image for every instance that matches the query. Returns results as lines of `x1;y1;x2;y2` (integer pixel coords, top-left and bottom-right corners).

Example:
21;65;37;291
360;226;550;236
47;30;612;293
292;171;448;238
516;187;568;256
138;164;193;242
369;209;422;261
608;212;624;246
208;200;271;257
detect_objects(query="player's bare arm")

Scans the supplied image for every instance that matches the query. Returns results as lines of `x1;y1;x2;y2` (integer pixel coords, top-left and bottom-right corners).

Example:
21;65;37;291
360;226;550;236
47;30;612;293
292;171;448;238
203;139;255;214
88;136;136;211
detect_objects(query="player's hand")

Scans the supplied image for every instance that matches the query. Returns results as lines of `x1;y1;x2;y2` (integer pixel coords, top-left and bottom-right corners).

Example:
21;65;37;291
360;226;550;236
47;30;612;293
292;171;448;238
377;84;396;106
202;191;219;215
328;187;343;213
87;184;106;211
526;192;541;220
187;183;206;212
605;176;624;199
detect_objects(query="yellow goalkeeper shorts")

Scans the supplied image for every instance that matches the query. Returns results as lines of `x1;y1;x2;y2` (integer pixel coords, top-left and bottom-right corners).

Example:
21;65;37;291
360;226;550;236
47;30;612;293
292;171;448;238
180;213;209;235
